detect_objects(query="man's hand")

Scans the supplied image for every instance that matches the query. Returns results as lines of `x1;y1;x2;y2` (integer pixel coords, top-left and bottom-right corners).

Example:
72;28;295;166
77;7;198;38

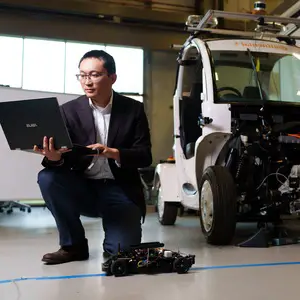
87;143;120;162
33;136;71;161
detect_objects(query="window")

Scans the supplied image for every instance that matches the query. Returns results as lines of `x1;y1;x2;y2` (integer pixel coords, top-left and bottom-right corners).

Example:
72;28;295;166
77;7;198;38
178;46;203;159
121;94;143;102
181;46;202;97
64;41;105;95
0;35;145;97
22;38;66;93
129;95;143;102
105;46;144;94
211;50;300;104
0;36;23;88
271;55;300;102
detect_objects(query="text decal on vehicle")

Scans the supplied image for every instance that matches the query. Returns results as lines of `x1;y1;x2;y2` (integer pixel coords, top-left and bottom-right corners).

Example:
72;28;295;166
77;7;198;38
235;41;288;51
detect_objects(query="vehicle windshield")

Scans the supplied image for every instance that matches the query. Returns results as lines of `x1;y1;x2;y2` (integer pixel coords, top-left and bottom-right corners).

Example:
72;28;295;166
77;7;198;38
210;49;300;104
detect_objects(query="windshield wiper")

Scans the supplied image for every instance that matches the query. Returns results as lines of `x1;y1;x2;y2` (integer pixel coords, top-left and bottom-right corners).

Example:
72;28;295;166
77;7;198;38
246;48;265;102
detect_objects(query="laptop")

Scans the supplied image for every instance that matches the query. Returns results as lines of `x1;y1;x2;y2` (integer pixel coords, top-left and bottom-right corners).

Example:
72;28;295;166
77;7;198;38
0;97;99;155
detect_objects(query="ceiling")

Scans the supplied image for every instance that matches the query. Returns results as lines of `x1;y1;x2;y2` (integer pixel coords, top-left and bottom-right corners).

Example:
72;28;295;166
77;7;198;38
0;0;298;50
0;0;296;31
0;0;196;32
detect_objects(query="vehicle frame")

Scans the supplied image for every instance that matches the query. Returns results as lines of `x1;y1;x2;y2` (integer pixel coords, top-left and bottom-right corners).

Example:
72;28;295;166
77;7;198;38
152;9;300;246
102;242;196;277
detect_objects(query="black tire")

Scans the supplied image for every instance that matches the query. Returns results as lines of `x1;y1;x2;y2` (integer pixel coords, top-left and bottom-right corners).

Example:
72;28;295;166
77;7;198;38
156;178;178;225
159;202;178;225
110;259;128;277
199;165;237;245
173;257;191;274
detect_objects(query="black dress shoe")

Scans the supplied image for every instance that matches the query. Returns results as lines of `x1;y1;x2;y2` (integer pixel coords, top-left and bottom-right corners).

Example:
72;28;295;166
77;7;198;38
42;239;89;265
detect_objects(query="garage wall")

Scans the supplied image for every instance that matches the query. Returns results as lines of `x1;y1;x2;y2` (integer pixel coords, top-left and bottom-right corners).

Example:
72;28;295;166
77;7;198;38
103;0;195;12
148;50;178;164
0;4;185;165
153;0;195;10
0;10;187;51
0;0;290;165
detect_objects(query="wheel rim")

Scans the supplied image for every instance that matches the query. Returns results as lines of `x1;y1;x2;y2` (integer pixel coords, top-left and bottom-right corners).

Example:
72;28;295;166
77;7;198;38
200;180;214;232
157;182;164;219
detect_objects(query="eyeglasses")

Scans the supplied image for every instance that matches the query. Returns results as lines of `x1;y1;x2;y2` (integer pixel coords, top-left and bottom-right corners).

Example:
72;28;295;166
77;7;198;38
76;72;107;82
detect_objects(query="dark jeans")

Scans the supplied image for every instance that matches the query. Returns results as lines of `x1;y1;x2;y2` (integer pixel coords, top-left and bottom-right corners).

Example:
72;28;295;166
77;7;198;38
37;168;142;255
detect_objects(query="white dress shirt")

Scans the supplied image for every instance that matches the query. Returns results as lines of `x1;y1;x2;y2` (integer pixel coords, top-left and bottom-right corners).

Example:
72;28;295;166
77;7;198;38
84;92;116;180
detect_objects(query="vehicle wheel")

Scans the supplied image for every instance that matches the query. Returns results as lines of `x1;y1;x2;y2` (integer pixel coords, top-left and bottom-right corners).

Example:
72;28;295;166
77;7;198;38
173;257;191;274
157;179;178;225
199;165;237;245
110;259;128;277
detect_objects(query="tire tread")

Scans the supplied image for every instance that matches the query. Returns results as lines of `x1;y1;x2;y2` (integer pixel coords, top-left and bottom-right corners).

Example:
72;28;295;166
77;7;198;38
160;202;178;225
199;165;237;245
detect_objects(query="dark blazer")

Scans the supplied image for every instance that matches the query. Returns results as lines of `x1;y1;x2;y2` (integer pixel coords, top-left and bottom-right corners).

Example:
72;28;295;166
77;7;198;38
42;92;152;218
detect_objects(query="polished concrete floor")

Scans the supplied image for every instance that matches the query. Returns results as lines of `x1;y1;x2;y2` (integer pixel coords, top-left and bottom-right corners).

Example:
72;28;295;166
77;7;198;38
1;207;300;300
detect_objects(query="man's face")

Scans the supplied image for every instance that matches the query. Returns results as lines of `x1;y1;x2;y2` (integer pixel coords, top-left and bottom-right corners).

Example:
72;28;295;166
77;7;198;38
78;57;116;99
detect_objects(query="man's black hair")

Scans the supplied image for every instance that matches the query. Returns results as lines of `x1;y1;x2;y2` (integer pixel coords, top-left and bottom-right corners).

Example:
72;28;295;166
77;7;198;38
78;50;116;75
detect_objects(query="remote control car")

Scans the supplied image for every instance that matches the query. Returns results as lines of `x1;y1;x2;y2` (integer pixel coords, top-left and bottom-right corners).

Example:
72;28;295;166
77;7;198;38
102;242;195;277
152;7;300;247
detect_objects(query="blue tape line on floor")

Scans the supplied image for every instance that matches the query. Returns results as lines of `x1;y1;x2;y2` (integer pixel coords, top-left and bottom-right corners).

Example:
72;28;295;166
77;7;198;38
192;261;300;271
1;261;300;285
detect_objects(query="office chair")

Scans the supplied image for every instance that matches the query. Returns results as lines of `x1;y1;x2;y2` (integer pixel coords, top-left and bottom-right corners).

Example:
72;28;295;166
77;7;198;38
0;201;31;214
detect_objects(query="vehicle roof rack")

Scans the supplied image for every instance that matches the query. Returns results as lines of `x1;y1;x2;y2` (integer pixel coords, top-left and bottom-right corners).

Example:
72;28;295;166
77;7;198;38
186;10;300;42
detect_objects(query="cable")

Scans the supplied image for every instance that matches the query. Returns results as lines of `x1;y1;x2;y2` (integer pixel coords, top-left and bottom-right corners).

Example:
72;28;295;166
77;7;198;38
256;172;289;191
276;166;286;185
12;280;21;300
5;280;21;300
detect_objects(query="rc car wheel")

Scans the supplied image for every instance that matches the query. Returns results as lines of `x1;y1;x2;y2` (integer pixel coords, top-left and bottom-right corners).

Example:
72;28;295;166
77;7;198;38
157;179;178;225
110;259;128;277
199;165;237;245
173;257;191;274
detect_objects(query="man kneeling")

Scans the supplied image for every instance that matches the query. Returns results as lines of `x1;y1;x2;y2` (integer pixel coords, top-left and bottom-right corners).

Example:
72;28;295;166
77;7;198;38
35;50;152;265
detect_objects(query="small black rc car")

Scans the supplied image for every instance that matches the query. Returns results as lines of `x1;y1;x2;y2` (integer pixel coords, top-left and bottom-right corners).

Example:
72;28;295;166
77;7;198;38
102;241;195;277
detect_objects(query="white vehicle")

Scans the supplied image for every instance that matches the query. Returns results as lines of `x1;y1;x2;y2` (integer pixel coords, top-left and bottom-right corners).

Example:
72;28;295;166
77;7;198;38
152;9;300;246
